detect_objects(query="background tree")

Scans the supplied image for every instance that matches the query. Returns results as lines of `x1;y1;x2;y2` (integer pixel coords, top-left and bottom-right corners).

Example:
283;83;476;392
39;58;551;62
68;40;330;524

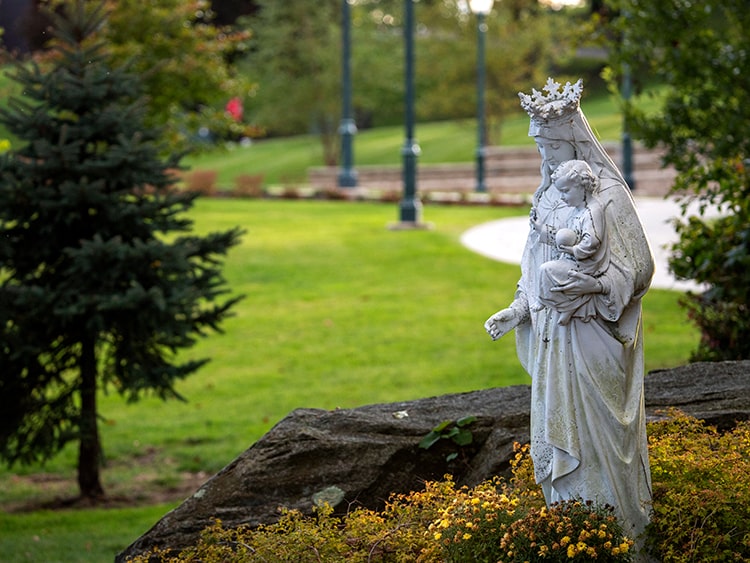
100;0;255;150
0;0;243;500
1;1;253;149
240;0;562;159
240;0;341;165
414;0;557;144
605;0;750;360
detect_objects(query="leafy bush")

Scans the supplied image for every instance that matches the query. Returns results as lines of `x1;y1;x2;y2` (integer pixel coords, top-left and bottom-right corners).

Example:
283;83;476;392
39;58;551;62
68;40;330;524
128;413;750;562
670;212;750;361
607;1;750;360
646;409;750;562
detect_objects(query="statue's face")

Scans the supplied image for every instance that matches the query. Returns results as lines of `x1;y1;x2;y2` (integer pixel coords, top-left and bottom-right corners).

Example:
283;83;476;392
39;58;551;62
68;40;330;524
555;175;586;208
535;138;575;172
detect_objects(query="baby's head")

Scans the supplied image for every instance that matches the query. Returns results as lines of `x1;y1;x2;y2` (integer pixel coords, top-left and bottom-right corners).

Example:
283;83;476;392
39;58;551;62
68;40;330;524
551;159;598;195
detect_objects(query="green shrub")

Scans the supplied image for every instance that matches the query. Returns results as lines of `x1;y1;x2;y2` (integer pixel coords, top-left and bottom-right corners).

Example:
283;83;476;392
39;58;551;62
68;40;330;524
646;409;750;562
129;412;750;562
670;213;750;361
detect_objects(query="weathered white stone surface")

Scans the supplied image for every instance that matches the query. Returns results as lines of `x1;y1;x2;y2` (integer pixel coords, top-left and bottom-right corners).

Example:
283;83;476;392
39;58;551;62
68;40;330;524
486;78;655;546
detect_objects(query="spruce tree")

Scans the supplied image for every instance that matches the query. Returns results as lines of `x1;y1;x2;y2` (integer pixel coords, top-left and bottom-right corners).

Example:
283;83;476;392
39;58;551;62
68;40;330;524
0;0;243;500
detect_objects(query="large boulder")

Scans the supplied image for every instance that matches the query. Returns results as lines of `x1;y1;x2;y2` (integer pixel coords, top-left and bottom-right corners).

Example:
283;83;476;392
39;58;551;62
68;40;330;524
117;361;750;562
644;361;750;430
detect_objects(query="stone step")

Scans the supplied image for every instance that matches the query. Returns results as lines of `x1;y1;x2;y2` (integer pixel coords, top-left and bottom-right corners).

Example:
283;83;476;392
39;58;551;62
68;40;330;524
309;144;677;198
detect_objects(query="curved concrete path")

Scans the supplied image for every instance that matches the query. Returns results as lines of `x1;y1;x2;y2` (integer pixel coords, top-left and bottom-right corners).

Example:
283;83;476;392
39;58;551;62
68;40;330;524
461;197;721;292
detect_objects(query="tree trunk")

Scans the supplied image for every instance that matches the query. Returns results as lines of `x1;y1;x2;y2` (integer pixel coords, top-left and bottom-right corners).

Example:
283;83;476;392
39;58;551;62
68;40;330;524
78;334;104;500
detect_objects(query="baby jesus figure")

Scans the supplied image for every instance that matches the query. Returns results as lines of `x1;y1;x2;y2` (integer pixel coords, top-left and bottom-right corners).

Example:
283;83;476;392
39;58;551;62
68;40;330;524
533;159;610;324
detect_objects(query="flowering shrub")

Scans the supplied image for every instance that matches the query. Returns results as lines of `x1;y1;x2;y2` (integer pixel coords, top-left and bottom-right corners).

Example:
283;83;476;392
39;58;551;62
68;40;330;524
128;411;749;562
426;457;633;563
646;409;750;562
499;501;634;562
426;477;520;562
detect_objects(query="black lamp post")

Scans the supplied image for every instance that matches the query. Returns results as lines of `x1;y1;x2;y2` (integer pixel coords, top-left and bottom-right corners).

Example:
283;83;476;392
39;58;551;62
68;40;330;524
621;9;635;191
621;65;635;191
469;0;494;193
398;0;422;224
338;0;357;188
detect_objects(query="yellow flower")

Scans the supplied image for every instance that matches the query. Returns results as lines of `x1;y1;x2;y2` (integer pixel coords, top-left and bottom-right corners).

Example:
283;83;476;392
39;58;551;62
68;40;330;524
471;497;480;505
462;533;472;540
560;536;571;546
439;519;450;528
598;530;607;539
567;544;577;558
433;532;442;541
619;541;630;553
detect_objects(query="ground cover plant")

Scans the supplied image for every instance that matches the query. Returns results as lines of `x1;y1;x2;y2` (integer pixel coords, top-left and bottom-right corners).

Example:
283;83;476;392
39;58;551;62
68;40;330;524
130;412;750;562
0;198;698;562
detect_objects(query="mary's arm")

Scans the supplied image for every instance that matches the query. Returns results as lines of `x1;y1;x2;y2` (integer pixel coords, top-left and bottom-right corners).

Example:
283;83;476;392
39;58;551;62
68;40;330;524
484;285;531;341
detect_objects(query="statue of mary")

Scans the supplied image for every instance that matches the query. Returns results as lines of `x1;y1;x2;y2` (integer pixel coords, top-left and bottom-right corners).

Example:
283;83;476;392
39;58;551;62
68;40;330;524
485;78;655;548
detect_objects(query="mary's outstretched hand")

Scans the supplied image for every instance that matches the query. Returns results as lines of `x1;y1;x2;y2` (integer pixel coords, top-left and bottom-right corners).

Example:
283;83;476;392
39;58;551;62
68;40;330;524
484;307;522;341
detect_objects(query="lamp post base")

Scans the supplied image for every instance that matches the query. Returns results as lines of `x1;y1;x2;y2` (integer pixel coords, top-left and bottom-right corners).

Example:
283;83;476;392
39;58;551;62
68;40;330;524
337;170;358;188
387;220;433;231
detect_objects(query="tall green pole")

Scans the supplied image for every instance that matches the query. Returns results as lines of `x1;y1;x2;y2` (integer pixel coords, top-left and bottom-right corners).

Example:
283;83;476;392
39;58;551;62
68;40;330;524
338;0;357;188
621;8;635;191
621;63;635;191
475;12;488;193
399;0;422;223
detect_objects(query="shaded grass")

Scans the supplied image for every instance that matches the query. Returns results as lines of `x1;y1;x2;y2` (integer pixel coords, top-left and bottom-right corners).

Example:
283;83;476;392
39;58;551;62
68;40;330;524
0;503;178;563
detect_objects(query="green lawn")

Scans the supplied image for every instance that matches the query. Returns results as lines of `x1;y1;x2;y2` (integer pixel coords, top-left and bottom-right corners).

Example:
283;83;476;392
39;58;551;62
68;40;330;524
0;199;697;562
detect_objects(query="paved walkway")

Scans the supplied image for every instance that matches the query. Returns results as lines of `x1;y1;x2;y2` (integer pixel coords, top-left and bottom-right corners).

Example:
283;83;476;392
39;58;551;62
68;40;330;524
461;196;721;292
